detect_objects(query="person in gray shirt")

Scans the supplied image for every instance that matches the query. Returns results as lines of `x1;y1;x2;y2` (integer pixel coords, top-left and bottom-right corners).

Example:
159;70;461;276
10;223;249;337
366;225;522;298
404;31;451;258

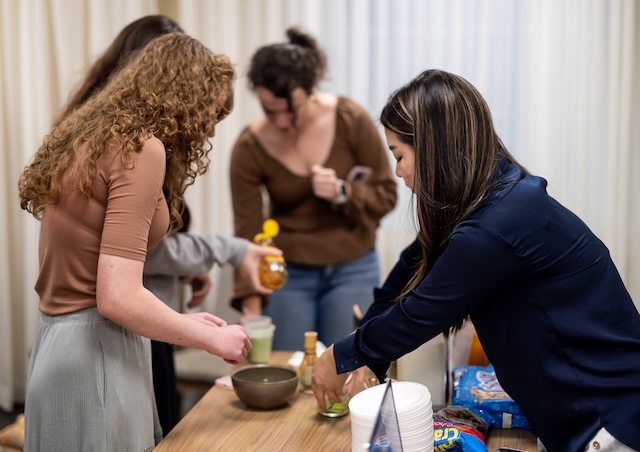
144;205;277;433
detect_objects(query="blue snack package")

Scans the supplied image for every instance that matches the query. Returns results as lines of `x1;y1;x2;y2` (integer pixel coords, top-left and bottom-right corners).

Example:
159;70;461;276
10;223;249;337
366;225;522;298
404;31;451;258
451;365;531;429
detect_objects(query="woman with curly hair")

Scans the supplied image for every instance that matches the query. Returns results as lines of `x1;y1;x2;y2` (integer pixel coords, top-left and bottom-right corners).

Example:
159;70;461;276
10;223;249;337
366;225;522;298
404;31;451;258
18;33;249;451
57;15;277;437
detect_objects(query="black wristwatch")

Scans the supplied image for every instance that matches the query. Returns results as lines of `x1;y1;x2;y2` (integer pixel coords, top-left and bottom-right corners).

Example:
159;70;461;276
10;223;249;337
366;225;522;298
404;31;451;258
333;179;347;205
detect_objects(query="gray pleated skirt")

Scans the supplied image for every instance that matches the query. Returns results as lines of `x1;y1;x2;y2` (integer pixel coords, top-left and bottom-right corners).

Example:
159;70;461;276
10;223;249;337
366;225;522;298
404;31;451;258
24;308;163;452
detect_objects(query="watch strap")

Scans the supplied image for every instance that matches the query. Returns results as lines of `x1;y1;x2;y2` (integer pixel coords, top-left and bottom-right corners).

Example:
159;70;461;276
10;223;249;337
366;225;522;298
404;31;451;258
333;179;348;205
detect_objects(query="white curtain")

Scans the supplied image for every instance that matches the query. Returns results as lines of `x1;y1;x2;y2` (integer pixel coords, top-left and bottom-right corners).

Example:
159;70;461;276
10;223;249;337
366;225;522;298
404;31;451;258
1;0;637;411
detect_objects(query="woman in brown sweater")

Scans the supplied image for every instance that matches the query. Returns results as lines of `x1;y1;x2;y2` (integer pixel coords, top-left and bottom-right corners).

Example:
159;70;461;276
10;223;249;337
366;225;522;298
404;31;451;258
230;27;397;351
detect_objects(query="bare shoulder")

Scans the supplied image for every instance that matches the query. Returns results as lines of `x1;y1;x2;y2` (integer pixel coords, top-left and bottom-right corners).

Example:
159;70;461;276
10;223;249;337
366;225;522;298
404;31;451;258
315;92;339;109
249;116;269;136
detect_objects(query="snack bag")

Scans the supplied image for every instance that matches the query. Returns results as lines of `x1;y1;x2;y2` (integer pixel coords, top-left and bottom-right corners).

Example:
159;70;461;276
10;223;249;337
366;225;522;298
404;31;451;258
433;406;488;452
451;365;531;429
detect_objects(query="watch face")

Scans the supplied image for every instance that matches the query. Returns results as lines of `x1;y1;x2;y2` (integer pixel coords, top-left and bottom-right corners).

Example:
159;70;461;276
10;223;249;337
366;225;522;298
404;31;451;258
333;179;348;205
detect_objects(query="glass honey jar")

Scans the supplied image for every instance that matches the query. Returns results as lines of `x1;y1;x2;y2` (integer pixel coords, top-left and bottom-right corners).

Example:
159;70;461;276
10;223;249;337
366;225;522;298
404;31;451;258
254;219;288;290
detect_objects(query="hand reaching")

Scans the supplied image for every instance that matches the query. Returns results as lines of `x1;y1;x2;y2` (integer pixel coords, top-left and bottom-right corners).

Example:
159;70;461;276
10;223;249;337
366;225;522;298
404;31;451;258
237;243;282;294
346;366;367;395
206;323;252;365
311;344;350;411
310;164;339;201
182;273;212;308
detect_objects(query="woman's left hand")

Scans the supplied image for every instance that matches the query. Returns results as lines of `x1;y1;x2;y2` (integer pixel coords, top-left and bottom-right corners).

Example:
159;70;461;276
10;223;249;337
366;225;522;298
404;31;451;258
312;344;350;411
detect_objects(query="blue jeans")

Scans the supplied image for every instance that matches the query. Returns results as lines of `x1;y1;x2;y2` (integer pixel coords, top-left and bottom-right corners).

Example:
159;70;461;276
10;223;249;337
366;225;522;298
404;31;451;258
264;249;380;351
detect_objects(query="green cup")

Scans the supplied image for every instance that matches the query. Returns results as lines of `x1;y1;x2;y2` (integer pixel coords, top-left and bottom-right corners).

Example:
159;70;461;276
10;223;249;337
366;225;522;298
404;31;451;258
319;393;350;417
246;324;276;364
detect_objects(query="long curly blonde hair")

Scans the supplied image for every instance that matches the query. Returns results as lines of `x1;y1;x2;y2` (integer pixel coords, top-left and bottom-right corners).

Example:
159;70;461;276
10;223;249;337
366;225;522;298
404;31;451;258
18;32;235;232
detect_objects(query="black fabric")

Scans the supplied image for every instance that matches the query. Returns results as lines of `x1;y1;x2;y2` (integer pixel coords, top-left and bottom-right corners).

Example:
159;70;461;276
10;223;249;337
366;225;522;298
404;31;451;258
151;340;180;436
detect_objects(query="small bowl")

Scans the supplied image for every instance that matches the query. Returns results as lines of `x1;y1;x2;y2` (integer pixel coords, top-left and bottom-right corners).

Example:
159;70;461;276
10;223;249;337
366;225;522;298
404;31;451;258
231;364;299;409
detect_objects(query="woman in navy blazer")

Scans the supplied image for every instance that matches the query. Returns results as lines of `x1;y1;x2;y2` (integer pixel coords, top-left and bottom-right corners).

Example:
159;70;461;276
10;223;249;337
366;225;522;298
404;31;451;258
311;69;640;452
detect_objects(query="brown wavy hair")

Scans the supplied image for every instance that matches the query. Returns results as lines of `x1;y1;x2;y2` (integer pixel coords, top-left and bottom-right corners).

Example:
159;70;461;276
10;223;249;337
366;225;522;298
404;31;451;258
19;32;235;232
380;69;525;334
247;26;327;113
57;15;184;123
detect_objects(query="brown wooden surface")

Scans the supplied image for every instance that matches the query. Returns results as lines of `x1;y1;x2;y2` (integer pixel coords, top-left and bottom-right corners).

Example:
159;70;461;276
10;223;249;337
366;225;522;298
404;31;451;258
155;351;537;452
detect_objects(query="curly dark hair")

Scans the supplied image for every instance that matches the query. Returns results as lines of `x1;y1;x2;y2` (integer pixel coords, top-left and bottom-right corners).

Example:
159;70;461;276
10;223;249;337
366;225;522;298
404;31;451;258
247;26;327;112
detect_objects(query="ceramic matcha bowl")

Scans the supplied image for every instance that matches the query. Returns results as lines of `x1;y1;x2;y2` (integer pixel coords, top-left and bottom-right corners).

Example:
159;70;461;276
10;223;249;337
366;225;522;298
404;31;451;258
231;364;299;409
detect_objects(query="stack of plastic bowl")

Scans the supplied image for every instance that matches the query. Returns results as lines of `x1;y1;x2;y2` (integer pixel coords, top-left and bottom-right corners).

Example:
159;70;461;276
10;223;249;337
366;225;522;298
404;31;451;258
348;381;433;452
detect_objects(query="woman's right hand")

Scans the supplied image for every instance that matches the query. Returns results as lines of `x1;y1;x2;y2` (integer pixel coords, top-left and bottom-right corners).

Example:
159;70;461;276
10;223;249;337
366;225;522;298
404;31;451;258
312;344;350;411
204;322;252;365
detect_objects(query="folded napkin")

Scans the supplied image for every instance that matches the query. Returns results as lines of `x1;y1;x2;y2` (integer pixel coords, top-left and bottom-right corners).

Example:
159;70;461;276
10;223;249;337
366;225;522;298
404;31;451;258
215;374;233;390
287;341;327;368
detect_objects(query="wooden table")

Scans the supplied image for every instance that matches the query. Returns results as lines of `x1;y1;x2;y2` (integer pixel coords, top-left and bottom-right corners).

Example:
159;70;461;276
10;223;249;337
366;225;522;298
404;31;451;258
155;351;537;452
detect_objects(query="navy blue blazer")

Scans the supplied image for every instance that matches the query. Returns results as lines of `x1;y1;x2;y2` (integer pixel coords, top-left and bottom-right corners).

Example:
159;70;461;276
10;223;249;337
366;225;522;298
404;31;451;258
334;159;640;452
